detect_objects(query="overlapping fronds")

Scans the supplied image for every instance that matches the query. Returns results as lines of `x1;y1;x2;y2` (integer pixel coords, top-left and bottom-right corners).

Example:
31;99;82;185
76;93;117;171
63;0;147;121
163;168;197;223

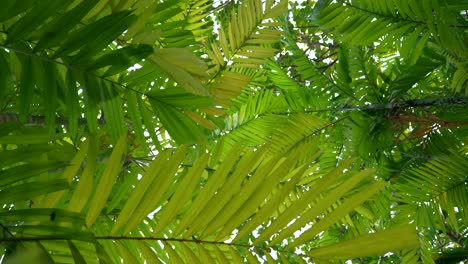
205;0;288;104
0;124;71;204
312;0;468;93
0;128;419;263
279;30;354;109
219;89;286;146
125;0;212;48
0;0;220;146
393;146;468;239
1;0;465;262
218;88;342;155
266;59;332;111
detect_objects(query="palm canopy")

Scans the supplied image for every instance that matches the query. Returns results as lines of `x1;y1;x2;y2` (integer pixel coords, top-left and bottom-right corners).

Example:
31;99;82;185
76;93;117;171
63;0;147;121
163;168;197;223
0;0;466;263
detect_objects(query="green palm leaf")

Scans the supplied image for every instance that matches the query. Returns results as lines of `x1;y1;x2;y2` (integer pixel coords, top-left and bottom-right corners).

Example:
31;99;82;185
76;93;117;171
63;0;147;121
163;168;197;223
1;0;465;262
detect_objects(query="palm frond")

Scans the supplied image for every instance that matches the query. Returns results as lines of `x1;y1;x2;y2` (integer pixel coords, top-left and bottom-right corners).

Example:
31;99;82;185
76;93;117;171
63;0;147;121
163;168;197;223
1;0;465;262
205;0;288;104
393;147;468;238
0;134;419;262
312;0;468;94
0;0;224;146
